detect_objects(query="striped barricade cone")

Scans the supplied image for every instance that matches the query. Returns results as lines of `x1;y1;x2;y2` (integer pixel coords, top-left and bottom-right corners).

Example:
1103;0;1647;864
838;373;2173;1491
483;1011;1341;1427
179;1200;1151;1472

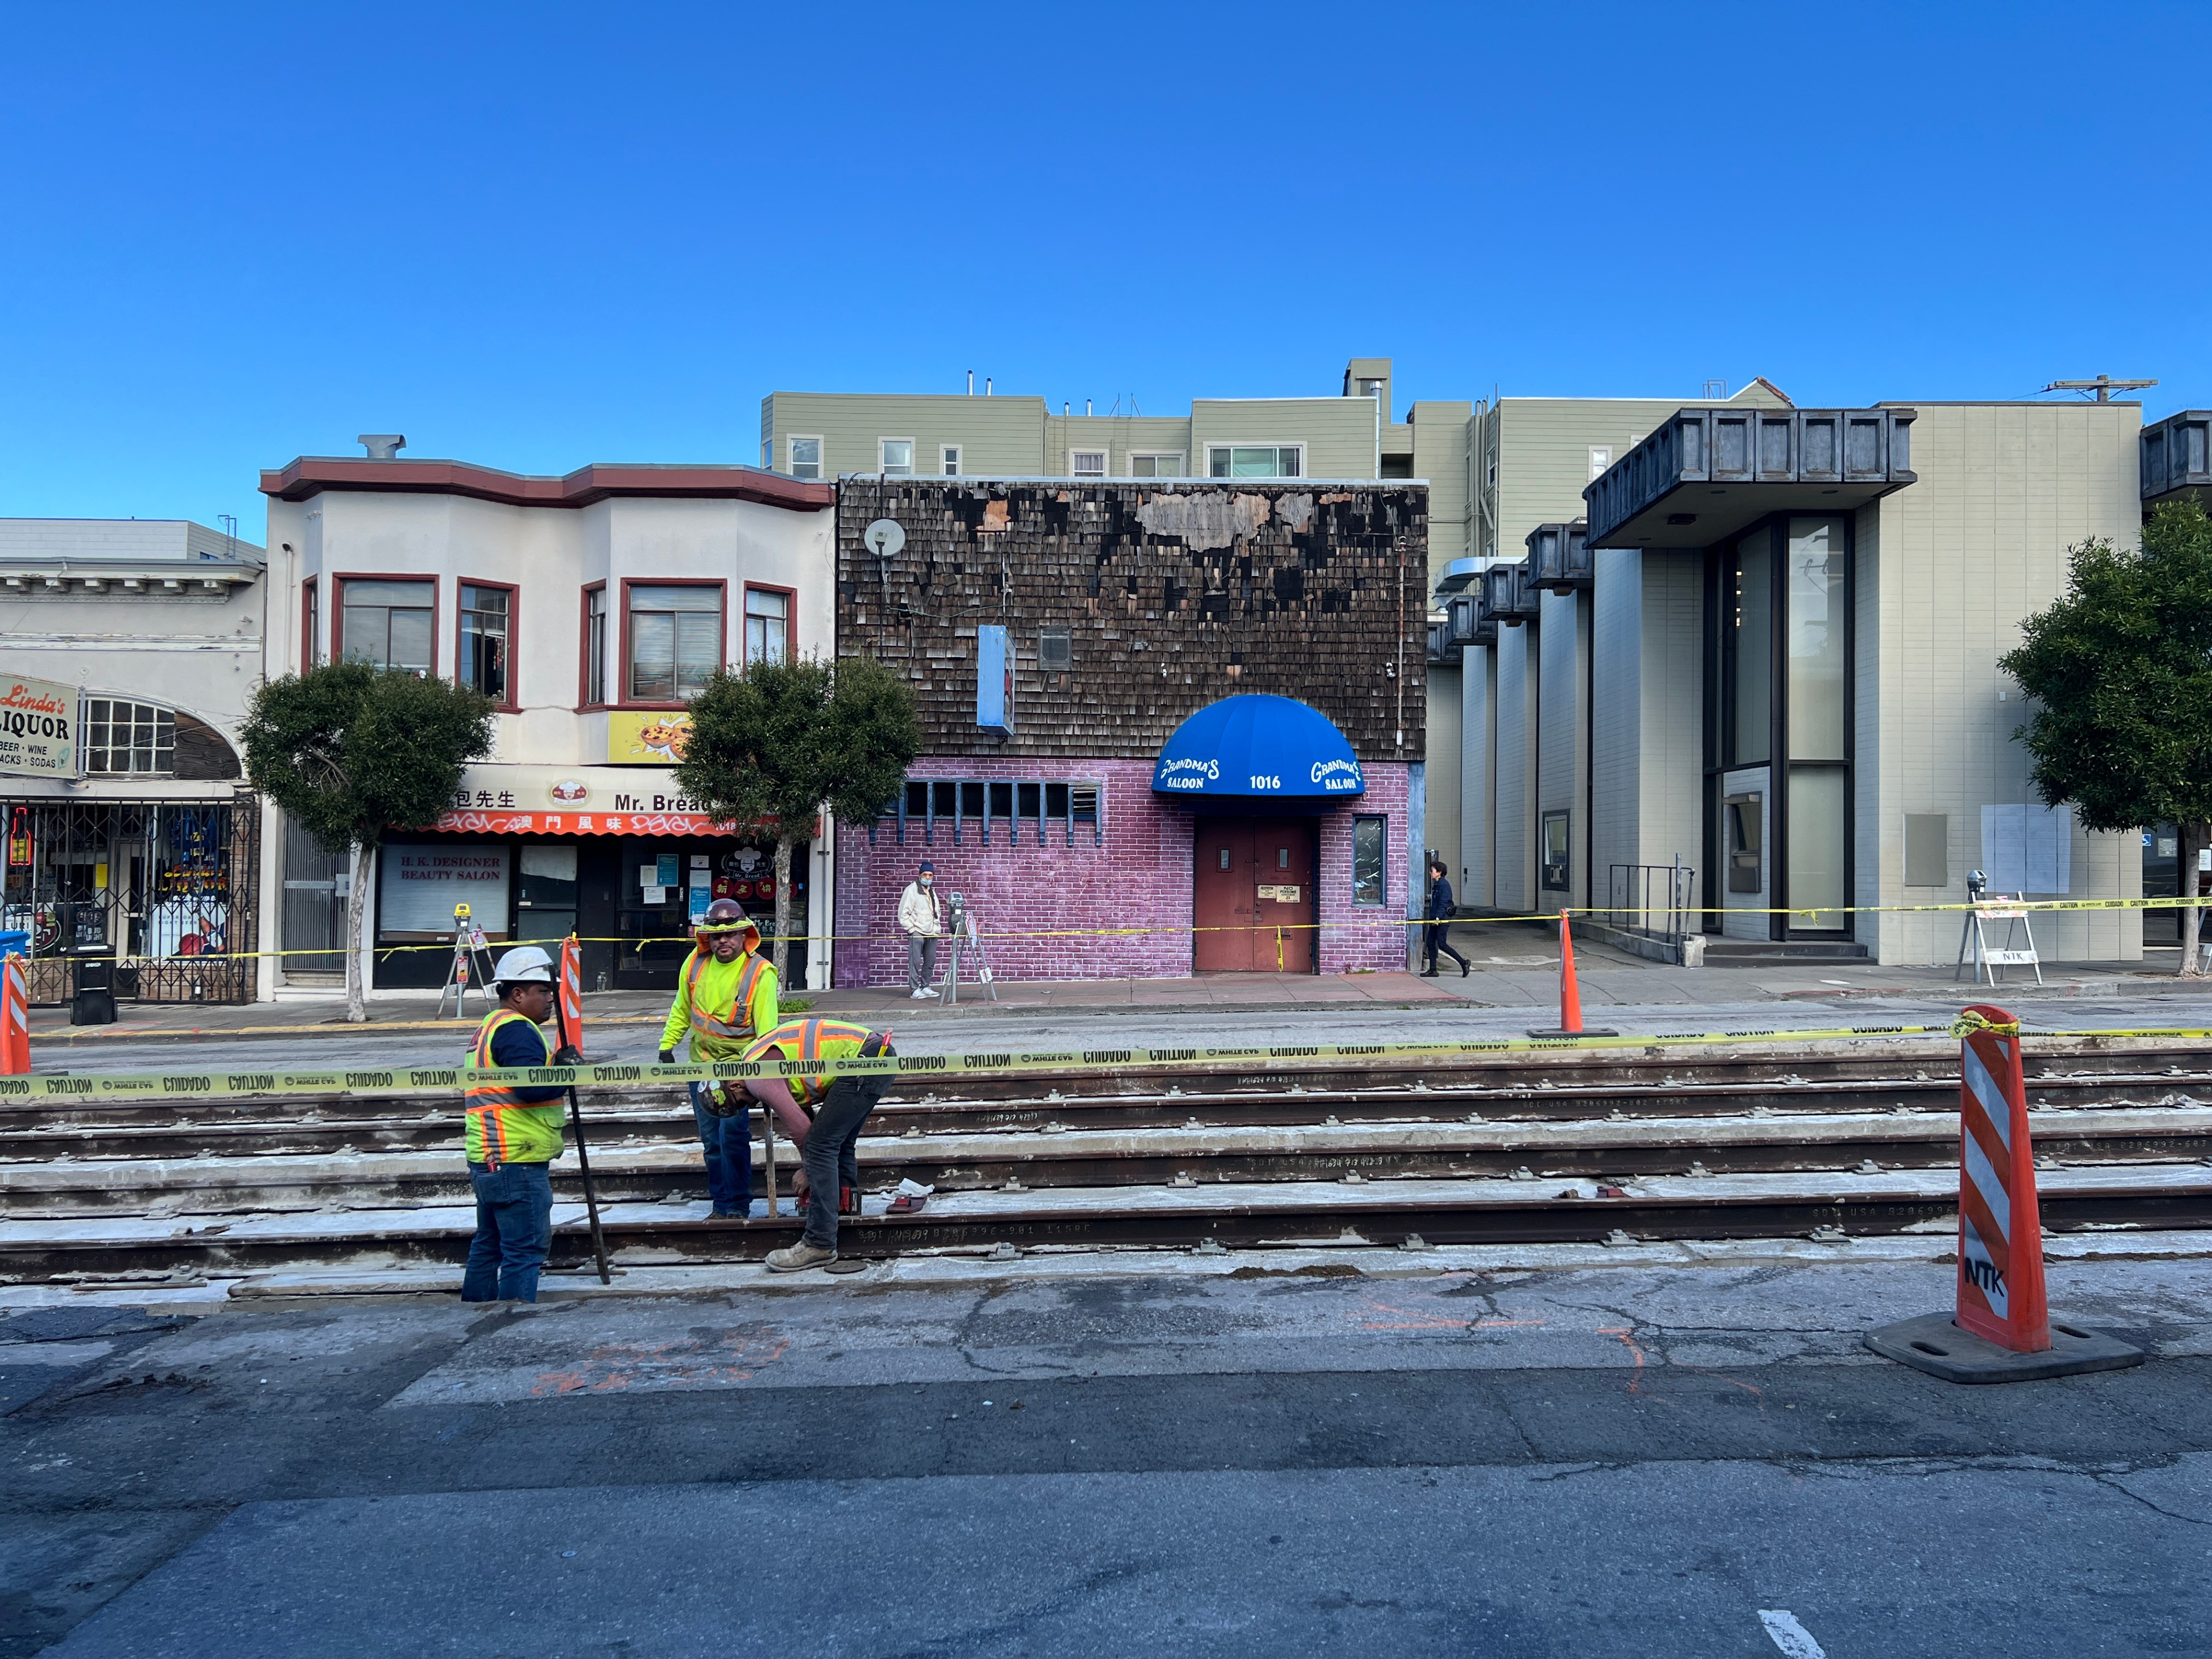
558;934;585;1056
1865;1004;2143;1382
1;952;27;1075
1528;911;1616;1039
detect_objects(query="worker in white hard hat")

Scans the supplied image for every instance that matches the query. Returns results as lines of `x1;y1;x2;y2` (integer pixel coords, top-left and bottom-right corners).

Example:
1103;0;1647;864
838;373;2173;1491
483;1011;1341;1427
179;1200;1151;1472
460;945;584;1304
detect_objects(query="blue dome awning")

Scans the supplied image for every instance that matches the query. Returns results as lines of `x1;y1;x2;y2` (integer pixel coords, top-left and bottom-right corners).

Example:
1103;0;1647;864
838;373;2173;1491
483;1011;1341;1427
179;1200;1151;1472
1152;695;1365;804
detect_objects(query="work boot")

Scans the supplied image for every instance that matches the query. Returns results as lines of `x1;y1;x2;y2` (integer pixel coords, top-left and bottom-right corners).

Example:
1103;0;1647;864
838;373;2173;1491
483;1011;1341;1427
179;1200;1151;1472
765;1240;837;1273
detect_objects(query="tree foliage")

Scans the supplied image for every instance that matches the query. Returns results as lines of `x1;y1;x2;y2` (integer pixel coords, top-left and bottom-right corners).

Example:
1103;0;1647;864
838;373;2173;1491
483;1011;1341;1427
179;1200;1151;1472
675;653;919;979
2001;501;2212;833
2003;501;2212;974
243;664;496;1018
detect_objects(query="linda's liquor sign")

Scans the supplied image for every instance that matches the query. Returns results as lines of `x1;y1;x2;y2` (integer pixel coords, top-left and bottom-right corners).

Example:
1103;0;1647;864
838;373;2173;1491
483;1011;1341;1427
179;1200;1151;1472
0;676;77;780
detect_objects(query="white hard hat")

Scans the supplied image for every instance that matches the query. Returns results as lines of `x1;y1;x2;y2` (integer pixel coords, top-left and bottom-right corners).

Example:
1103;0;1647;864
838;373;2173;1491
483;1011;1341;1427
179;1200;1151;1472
493;945;554;986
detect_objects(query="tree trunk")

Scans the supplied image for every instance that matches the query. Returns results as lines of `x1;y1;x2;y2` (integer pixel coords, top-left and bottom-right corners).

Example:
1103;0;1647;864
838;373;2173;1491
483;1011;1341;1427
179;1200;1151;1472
344;840;374;1022
771;835;794;986
2183;822;2206;979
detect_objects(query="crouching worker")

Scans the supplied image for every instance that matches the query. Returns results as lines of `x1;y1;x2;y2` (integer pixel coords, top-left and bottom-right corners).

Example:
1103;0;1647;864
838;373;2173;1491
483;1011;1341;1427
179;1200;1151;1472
731;1017;895;1272
462;946;583;1304
659;899;778;1219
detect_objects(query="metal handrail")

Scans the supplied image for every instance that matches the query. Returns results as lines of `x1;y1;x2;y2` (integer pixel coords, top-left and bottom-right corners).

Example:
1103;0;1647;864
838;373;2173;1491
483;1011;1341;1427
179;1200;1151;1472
1606;862;1698;940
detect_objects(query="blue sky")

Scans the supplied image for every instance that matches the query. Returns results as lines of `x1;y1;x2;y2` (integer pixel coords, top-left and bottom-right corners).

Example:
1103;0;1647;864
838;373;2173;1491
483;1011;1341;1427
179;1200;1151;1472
2;1;2202;536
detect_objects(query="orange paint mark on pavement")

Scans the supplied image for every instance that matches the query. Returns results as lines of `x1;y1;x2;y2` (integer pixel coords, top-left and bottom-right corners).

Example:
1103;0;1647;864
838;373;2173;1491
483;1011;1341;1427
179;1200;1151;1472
529;1328;788;1397
1597;1326;1647;1394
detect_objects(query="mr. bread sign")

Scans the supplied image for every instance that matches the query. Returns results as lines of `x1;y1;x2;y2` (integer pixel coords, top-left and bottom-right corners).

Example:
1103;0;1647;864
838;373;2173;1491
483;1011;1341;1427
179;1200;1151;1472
0;676;78;779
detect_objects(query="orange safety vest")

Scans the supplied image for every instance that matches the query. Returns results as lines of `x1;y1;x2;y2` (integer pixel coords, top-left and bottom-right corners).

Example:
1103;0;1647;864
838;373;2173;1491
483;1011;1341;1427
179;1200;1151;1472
463;1007;563;1165
686;949;772;1042
741;1016;885;1107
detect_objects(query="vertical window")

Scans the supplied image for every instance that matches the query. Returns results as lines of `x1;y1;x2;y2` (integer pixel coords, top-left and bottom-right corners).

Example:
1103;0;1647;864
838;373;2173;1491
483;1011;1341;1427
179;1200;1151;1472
1786;515;1850;930
582;585;608;705
459;583;512;703
1070;449;1107;479
1207;445;1302;478
878;439;914;476
627;584;723;703
941;445;961;476
83;700;175;774
1351;816;1386;906
787;437;823;480
1588;445;1612;481
301;578;320;668
744;587;791;666
1724;529;1772;766
338;578;435;675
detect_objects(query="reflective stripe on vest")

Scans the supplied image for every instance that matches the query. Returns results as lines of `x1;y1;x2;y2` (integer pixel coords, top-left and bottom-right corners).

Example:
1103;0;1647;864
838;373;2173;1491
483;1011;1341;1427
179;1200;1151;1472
687;950;768;1041
465;1009;552;1161
744;1016;878;1105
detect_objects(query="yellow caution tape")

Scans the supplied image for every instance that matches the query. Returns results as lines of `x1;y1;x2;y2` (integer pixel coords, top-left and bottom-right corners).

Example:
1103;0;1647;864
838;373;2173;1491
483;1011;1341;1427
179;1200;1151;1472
5;1021;2205;1104
1950;1008;2024;1039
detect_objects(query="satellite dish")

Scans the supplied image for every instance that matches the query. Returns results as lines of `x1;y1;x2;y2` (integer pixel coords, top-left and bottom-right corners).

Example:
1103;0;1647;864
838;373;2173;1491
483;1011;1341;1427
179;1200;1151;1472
864;518;906;558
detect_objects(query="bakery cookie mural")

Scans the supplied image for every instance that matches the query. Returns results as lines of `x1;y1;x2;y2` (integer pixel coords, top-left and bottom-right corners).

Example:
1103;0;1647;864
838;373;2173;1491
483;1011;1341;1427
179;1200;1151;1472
608;711;694;764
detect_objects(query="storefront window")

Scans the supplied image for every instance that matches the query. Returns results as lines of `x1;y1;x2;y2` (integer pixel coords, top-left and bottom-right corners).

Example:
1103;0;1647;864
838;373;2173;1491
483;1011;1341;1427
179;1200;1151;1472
627;584;722;703
1351;815;1386;906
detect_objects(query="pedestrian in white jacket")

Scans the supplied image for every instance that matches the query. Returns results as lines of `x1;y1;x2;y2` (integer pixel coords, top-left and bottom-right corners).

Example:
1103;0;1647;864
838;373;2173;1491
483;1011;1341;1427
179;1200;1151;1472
898;861;943;998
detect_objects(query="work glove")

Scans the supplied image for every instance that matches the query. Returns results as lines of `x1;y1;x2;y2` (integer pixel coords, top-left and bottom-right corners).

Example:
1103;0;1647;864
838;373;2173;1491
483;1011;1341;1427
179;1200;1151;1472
552;1046;582;1067
658;1049;675;1066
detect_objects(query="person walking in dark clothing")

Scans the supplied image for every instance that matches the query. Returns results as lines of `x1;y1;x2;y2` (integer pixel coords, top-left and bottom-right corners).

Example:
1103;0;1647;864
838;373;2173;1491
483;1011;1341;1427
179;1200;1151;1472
1422;858;1470;978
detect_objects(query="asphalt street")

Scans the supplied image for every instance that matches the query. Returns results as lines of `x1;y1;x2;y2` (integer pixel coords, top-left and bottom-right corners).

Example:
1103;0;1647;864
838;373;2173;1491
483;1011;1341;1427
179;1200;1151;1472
5;1255;2209;1656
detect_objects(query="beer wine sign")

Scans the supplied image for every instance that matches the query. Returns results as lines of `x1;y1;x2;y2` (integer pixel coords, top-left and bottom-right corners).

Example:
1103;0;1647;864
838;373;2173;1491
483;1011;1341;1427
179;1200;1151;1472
0;676;78;779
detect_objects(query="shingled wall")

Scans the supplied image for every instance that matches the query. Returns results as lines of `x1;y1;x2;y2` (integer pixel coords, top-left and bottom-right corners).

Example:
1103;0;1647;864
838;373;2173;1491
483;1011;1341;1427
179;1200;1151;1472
835;479;1428;761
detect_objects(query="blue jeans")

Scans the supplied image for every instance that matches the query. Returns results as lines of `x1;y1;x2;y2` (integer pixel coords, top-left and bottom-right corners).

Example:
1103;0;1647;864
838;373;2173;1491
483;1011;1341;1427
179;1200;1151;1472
462;1161;554;1302
693;1088;753;1215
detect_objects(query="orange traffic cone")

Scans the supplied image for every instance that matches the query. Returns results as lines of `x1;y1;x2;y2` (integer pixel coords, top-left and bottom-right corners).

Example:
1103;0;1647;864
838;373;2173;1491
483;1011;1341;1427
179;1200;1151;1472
557;934;585;1056
1;952;29;1075
1528;911;1616;1039
1865;1004;2144;1381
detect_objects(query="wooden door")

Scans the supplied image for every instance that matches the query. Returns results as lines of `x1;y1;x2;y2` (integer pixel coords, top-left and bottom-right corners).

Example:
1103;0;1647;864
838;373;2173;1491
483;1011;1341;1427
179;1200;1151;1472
1192;818;1316;972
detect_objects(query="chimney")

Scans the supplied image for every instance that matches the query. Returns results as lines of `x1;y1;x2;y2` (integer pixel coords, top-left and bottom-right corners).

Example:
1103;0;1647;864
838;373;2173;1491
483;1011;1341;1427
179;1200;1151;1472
357;434;407;460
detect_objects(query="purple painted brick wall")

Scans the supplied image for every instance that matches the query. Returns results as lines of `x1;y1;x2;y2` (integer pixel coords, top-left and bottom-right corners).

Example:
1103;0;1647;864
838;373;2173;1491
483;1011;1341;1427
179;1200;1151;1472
834;757;1412;987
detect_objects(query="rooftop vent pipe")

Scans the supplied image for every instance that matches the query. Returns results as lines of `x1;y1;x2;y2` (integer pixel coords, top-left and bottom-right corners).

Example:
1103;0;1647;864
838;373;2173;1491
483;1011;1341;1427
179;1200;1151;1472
357;434;406;460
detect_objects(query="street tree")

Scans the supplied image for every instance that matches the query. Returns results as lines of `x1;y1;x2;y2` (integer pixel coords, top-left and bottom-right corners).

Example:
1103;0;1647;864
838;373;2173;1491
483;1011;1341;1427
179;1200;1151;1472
2001;500;2212;973
243;663;496;1020
675;653;919;983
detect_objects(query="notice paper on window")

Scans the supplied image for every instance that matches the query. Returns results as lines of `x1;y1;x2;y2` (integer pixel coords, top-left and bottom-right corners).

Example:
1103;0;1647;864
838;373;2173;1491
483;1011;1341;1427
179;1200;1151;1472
1981;804;2073;895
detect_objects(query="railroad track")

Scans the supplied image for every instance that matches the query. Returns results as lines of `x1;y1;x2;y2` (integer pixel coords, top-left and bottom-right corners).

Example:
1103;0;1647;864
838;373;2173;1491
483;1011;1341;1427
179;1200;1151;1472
3;1036;2209;1282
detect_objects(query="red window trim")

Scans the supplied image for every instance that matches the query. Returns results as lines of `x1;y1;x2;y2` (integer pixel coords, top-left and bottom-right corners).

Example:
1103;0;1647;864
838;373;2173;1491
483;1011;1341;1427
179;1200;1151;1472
741;581;801;666
454;578;520;713
578;581;609;711
618;577;728;710
331;572;441;678
300;575;319;671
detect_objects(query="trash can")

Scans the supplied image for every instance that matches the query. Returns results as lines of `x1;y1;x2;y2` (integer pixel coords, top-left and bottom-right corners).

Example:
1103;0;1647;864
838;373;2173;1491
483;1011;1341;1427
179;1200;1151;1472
70;949;117;1026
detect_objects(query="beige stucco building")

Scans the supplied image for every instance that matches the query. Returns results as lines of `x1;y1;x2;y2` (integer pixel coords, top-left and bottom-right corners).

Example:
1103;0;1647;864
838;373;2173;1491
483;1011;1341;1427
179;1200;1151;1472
1445;396;2150;965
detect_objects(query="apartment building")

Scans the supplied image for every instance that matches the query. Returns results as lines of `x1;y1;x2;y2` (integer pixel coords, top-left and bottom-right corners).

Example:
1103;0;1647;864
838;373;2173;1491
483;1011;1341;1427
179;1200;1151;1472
259;446;837;997
764;358;1477;874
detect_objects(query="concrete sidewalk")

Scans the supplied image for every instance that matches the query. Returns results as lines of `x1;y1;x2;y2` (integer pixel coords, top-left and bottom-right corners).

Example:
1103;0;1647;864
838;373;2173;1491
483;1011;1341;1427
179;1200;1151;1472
26;916;2209;1047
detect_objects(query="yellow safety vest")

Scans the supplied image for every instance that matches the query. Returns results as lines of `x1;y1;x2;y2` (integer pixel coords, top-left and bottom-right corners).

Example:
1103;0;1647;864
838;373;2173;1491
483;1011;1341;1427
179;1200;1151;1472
463;1008;564;1165
741;1017;884;1107
685;948;772;1042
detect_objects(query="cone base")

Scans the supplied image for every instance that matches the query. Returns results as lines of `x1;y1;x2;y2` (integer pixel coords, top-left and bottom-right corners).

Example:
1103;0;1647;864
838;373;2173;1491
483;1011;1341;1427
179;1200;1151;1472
1526;1027;1619;1039
1865;1312;2144;1385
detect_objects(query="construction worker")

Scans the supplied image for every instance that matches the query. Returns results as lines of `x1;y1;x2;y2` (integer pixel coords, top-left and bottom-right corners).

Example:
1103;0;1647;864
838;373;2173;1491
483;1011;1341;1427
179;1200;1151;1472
659;898;778;1218
461;945;582;1304
728;1016;895;1272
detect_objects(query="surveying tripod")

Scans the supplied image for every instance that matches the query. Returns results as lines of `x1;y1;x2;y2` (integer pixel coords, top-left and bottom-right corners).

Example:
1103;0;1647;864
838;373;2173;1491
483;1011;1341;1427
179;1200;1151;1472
434;903;502;1018
939;893;998;1006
